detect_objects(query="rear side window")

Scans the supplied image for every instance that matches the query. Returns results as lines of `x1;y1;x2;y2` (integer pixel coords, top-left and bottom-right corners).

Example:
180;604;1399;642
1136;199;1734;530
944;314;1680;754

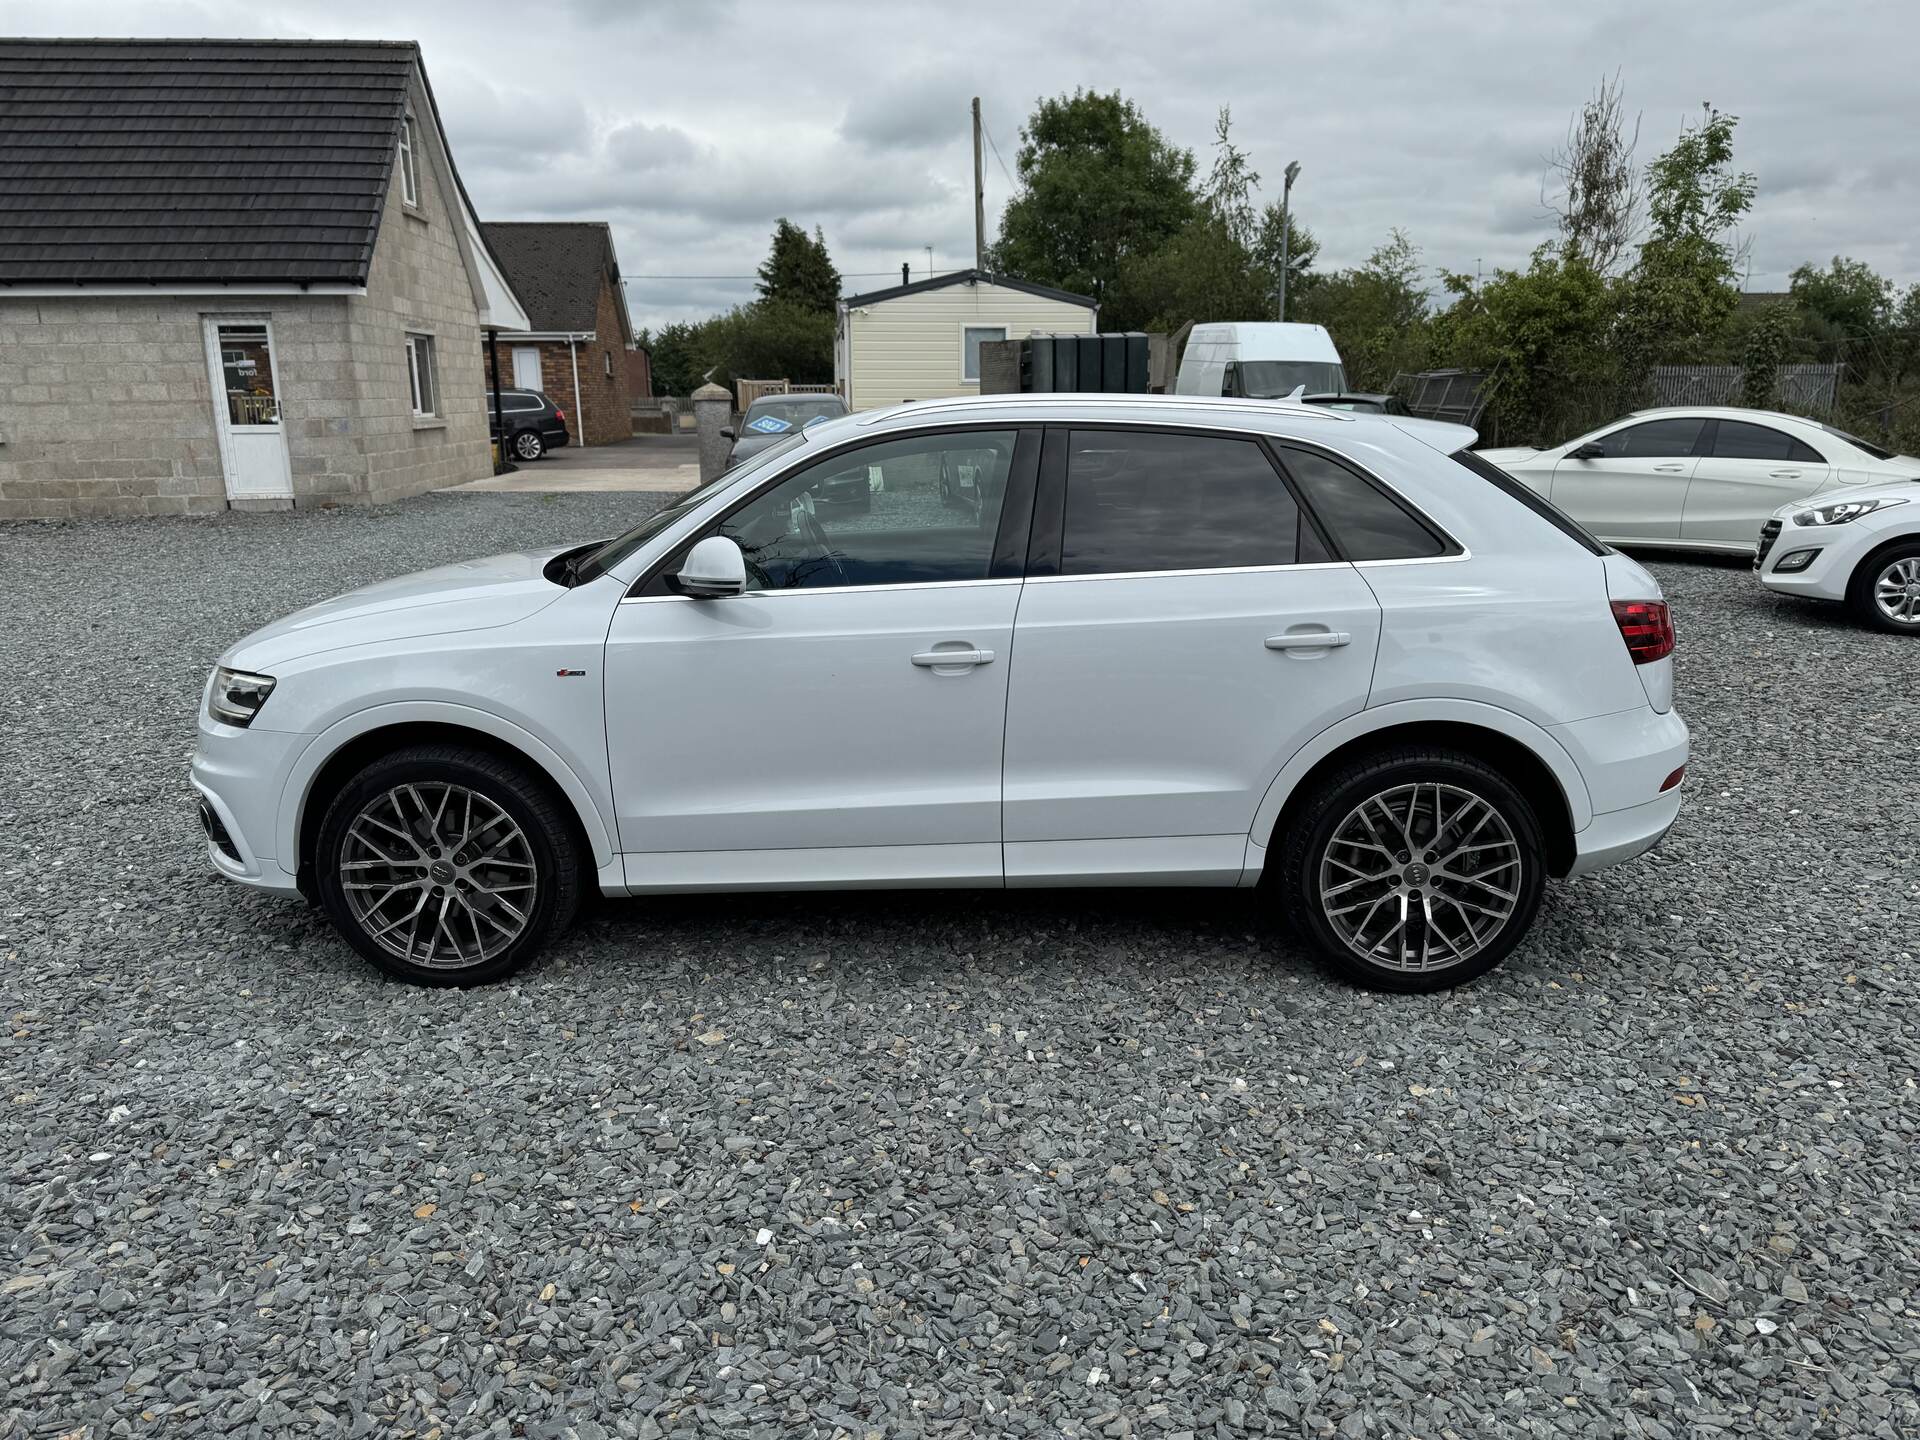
1593;417;1705;458
1710;420;1824;463
1451;448;1608;555
1277;445;1449;561
1059;429;1327;575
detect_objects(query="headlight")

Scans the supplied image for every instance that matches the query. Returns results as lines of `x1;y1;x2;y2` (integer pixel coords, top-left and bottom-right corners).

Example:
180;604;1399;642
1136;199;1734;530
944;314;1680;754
208;667;276;727
1791;496;1907;527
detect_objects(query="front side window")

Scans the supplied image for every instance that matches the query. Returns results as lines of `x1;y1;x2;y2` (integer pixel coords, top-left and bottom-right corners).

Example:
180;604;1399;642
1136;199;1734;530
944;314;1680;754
1059;429;1325;576
406;334;438;418
1278;445;1448;562
1711;420;1824;463
1590;417;1704;459
714;429;1019;591
399;115;420;206
962;326;1007;383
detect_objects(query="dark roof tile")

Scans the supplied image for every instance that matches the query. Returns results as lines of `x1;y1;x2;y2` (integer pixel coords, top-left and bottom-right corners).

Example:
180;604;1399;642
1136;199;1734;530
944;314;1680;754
481;221;630;338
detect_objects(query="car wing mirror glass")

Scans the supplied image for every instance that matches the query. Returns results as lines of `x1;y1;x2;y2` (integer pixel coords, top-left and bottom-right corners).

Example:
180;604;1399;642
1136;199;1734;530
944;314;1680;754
676;535;746;597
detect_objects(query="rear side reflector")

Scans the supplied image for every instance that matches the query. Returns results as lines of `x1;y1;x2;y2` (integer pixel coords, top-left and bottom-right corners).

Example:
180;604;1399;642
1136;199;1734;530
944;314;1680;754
1610;599;1675;664
1660;765;1686;792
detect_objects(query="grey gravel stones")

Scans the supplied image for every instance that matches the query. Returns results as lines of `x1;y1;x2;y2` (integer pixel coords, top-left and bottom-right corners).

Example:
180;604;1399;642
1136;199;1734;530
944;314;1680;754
2;502;1917;1437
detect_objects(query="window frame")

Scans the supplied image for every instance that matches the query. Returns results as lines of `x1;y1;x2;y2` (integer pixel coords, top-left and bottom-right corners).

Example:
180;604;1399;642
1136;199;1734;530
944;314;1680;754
960;325;1009;385
398;114;421;208
1700;417;1826;464
630;422;1044;599
405;333;439;418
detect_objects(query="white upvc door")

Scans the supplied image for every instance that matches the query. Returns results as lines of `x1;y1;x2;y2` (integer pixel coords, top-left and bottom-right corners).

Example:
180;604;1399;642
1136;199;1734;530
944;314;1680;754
203;316;293;503
512;346;543;391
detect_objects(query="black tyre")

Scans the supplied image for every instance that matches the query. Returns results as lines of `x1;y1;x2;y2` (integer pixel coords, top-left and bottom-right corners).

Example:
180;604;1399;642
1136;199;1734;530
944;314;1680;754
1847;541;1920;635
1276;747;1547;993
514;429;546;461
315;744;581;985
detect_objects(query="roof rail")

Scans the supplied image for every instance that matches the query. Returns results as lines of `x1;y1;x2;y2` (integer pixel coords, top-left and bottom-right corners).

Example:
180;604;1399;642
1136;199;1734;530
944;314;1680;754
855;393;1353;425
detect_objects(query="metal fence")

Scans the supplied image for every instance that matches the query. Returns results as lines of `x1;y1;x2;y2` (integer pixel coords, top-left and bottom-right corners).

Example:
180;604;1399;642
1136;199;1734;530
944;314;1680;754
1390;369;1497;426
1645;363;1845;414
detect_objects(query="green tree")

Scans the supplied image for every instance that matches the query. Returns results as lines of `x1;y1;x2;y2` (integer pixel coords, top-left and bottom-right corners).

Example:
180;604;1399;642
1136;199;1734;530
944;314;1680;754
695;299;834;390
1253;203;1320;308
1107;216;1274;333
1616;104;1754;366
756;219;841;314
1789;256;1893;338
1200;106;1259;247
646;320;705;396
1738;300;1794;408
987;90;1196;310
1294;230;1429;390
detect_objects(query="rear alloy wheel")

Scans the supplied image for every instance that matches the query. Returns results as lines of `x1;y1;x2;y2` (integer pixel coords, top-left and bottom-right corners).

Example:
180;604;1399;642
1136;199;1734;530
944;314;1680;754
514;429;546;461
1850;542;1920;635
316;744;580;985
1278;749;1546;992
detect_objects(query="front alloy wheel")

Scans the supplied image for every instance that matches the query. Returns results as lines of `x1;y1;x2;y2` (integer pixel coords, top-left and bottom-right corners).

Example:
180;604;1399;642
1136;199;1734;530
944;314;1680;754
1855;544;1920;633
316;744;580;984
1279;749;1546;991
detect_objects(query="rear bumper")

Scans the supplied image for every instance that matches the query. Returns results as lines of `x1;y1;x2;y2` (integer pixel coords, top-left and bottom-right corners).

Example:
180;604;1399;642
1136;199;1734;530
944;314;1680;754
1565;789;1682;877
1551;704;1689;878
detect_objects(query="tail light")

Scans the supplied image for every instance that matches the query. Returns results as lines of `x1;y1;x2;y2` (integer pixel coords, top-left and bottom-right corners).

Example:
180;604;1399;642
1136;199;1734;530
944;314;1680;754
1610;599;1674;664
553;408;567;423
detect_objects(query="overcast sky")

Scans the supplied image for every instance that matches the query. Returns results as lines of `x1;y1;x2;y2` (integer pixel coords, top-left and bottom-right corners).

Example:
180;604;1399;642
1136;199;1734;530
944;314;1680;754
6;0;1914;331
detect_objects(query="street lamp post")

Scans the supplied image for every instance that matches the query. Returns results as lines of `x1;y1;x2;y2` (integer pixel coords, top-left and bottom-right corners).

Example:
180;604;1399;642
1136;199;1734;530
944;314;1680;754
1277;160;1301;321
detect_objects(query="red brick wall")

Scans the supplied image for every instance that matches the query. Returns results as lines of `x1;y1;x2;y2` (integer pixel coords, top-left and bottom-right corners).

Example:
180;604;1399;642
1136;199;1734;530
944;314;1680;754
482;271;634;445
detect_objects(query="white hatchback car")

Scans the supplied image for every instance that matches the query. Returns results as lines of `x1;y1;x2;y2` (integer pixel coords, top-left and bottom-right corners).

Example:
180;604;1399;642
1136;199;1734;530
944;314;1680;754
193;396;1689;992
1481;407;1917;552
1756;478;1920;633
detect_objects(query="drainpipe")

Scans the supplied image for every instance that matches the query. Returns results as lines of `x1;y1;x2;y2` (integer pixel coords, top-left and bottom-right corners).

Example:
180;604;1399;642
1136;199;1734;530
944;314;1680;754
568;334;585;446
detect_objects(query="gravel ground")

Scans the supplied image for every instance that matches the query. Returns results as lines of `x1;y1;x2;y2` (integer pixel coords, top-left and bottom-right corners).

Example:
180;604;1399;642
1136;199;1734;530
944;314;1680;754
2;495;1917;1439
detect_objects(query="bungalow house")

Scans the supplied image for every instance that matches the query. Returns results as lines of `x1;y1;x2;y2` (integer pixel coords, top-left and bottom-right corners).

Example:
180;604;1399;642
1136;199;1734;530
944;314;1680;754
0;38;528;519
834;268;1098;411
480;222;637;446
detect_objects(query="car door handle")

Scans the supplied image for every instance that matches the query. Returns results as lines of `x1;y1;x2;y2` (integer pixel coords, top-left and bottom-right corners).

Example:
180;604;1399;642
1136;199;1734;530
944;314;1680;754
1265;631;1351;650
1768;469;1802;479
911;646;995;668
1653;464;1688;473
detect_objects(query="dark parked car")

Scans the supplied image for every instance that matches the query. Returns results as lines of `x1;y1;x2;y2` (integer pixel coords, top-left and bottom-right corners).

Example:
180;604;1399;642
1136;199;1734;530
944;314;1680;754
723;393;848;466
1300;391;1410;416
489;388;570;461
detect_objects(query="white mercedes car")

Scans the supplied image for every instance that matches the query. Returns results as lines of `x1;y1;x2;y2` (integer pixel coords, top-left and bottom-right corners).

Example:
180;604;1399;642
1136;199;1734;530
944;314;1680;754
1756;478;1920;634
1481;407;1918;552
193;396;1688;993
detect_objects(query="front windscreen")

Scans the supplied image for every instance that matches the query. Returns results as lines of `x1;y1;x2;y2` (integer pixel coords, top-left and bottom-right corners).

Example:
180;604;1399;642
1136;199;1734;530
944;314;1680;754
1234;361;1348;398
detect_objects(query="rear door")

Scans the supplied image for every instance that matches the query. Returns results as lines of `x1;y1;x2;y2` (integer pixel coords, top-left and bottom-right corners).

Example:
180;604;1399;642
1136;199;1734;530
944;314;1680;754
1000;426;1382;884
1551;416;1706;540
1683;419;1833;546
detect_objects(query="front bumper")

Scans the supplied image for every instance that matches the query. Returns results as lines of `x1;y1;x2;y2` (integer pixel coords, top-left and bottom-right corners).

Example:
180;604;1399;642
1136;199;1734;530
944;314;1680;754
1755;516;1853;601
190;710;310;897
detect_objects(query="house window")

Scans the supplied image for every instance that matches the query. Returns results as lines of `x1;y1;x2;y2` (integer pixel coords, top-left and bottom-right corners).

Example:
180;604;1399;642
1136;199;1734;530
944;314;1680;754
604;350;615;379
962;325;1007;383
399;115;420;207
406;334;439;417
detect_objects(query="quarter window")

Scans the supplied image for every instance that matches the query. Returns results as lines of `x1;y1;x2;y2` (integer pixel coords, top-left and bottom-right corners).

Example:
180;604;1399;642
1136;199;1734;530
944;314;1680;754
1059;429;1325;576
399;115;420;207
406;334;439;418
962;326;1007;383
712;429;1020;591
1592;418;1705;459
1710;420;1824;463
1278;445;1448;561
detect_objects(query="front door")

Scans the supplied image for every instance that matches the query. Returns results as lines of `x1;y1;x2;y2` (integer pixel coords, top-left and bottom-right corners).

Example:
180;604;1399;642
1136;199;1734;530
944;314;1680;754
603;425;1038;889
1002;427;1382;883
512;346;543;391
1682;418;1833;546
203;317;292;503
1551;415;1706;540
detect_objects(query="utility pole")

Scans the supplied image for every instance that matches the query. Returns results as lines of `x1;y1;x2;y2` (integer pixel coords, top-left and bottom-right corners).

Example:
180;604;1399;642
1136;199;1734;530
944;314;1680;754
972;97;986;271
925;245;934;278
1276;160;1301;321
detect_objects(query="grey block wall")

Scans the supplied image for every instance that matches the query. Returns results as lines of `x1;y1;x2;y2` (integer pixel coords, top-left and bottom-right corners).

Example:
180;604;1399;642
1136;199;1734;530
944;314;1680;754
0;74;493;521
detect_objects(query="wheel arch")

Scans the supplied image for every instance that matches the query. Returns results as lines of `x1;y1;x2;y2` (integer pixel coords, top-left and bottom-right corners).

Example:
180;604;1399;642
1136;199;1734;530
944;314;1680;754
1251;704;1590;881
1847;530;1920;595
281;708;615;898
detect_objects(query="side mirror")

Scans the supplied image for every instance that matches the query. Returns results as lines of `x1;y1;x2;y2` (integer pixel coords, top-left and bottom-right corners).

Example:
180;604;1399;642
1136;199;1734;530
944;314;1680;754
1566;441;1605;460
676;535;746;598
720;427;736;440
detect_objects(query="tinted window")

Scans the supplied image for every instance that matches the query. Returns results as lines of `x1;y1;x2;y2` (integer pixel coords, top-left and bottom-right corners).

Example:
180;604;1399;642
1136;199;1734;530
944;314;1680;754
1059;429;1321;575
1711;420;1824;463
501;391;543;413
1592;418;1704;459
716;430;1018;590
1279;445;1448;561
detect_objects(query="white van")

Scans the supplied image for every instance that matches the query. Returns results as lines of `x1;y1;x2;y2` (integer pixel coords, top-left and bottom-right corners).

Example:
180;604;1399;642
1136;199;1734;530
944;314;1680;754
1174;322;1347;399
